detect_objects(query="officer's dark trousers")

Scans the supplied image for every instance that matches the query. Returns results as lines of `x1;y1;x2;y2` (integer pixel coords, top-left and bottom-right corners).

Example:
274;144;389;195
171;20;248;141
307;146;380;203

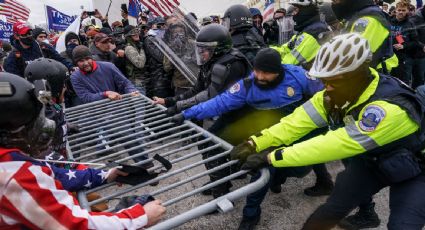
243;166;312;218
303;156;425;230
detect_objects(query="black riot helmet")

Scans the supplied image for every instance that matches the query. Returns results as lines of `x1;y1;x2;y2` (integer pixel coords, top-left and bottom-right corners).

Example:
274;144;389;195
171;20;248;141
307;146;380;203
0;73;56;155
222;4;253;30
24;58;69;99
331;0;375;21
195;24;232;65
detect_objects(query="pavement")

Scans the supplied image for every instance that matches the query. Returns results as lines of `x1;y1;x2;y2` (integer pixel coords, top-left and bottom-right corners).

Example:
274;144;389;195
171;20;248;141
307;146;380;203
173;161;390;230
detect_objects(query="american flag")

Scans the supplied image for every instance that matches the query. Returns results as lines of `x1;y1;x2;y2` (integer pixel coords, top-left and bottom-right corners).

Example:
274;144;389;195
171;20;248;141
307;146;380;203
0;0;30;24
138;0;180;17
0;148;149;229
263;0;275;22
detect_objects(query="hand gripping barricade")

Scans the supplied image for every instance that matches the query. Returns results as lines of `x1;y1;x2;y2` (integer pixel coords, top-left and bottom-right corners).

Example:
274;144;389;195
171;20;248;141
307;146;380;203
65;94;269;229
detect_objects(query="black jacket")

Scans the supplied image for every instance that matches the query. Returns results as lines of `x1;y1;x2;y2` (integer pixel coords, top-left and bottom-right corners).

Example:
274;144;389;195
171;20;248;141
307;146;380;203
411;9;425;59
390;16;420;59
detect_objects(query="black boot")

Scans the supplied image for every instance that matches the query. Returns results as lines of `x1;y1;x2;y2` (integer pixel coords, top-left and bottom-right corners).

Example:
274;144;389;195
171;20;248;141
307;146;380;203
303;179;334;197
339;202;381;230
238;215;260;230
201;181;233;196
211;181;232;199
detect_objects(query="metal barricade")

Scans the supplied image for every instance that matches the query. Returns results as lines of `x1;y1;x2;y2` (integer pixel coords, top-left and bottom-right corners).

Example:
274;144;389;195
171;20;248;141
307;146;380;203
65;94;270;230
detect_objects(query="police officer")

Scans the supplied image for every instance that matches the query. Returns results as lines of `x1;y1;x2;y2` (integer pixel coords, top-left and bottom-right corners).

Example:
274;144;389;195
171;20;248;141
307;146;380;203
272;0;330;70
231;33;425;230
153;24;251;198
332;0;398;74
271;0;335;197
171;49;331;228
331;0;400;227
221;4;266;64
153;24;251;114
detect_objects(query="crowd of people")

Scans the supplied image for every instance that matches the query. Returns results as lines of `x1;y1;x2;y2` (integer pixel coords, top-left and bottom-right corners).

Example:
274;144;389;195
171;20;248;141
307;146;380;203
1;0;425;229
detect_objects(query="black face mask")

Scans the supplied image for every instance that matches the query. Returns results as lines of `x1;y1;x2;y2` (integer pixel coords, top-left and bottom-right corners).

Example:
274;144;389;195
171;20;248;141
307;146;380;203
254;72;284;90
66;43;79;57
20;37;34;47
293;5;320;31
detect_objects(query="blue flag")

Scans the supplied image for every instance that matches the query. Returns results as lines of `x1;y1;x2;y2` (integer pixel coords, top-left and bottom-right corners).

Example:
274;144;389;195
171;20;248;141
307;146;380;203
0;20;13;41
46;5;76;31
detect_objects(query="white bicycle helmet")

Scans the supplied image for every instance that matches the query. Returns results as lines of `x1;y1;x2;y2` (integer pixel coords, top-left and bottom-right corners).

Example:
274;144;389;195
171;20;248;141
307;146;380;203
288;0;319;6
308;33;373;79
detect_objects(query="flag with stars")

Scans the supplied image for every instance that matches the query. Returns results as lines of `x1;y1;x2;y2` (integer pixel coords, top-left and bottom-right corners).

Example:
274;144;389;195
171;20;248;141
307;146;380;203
0;148;149;229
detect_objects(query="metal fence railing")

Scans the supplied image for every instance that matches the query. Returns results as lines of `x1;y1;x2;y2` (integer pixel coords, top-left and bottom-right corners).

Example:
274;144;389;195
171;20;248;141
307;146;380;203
65;94;270;229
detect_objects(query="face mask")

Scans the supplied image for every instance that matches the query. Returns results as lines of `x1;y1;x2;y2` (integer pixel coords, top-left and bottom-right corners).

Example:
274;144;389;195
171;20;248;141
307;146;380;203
42;39;50;44
20;36;34;46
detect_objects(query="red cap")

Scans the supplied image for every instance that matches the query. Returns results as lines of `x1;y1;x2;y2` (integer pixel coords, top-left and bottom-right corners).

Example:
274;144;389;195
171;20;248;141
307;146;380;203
13;22;31;35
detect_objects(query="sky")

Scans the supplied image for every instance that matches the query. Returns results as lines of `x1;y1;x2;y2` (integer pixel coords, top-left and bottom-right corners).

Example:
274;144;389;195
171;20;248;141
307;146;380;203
19;0;246;25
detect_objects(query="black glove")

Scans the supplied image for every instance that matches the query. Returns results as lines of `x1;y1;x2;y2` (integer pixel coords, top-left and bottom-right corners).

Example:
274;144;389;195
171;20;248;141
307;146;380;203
241;152;269;171
67;122;80;134
230;141;257;164
166;105;178;116
171;113;185;125
164;97;176;107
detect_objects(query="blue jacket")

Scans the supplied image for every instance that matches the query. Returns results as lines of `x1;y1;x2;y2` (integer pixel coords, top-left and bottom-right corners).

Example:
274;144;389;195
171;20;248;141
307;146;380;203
4;40;73;77
183;64;323;120
71;61;137;104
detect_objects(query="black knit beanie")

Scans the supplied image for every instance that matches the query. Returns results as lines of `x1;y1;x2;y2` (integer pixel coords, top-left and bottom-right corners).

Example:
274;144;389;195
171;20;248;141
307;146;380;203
253;48;282;73
65;32;80;45
32;28;47;39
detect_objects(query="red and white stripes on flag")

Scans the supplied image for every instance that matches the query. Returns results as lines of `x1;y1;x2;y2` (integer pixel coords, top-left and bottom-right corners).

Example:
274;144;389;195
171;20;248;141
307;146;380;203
140;0;180;17
262;0;275;22
0;0;30;24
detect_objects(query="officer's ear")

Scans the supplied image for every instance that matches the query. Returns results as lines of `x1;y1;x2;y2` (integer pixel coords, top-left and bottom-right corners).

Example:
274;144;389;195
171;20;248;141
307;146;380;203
211;64;228;85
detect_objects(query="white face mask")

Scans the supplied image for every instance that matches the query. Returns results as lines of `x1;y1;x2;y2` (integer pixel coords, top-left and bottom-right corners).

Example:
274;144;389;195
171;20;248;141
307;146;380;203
42;39;50;44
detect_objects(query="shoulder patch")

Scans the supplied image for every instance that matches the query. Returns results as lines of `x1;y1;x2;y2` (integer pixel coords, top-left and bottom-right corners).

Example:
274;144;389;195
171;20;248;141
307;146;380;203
229;83;241;94
359;105;386;132
287;87;295;97
353;18;369;33
295;34;305;47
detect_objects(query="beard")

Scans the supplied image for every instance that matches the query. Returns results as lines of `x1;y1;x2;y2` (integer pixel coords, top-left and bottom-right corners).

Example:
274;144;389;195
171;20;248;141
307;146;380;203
254;73;284;90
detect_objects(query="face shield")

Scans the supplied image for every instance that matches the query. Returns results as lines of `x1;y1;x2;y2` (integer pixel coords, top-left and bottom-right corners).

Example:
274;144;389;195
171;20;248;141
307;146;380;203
32;79;52;105
26;108;56;157
195;41;217;65
277;16;295;45
221;17;231;30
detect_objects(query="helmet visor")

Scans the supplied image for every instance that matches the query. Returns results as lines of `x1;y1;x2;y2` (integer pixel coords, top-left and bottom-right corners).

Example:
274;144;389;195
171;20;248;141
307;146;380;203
195;41;217;65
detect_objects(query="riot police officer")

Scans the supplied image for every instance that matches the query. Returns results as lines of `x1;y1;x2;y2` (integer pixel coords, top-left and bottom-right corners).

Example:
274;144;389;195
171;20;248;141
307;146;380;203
153;24;252;197
221;4;266;64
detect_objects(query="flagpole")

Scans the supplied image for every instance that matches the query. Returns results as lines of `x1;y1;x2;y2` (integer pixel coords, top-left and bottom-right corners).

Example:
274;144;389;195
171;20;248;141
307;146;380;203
44;4;49;31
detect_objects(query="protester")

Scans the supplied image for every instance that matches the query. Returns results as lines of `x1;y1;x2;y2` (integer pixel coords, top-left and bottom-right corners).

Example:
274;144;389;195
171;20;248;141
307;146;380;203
0;73;166;229
249;8;264;36
4;22;72;77
390;1;420;86
123;25;147;93
263;8;287;46
411;5;425;88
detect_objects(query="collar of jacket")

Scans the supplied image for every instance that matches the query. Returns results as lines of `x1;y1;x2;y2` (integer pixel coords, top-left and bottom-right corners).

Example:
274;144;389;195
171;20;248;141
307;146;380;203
79;60;98;75
346;68;380;114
